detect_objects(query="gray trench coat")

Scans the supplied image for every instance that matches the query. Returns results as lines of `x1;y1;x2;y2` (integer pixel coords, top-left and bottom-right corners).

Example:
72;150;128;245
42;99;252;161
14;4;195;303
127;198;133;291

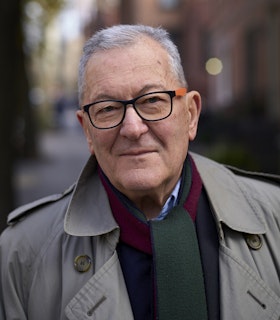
0;153;280;320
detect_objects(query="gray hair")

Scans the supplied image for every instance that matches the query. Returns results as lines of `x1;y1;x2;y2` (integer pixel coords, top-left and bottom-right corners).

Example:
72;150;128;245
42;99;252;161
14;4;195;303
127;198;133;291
78;24;187;103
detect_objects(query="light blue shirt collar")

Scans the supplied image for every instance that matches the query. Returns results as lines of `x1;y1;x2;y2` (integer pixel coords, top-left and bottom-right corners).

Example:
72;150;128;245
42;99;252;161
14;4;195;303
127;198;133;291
152;178;182;221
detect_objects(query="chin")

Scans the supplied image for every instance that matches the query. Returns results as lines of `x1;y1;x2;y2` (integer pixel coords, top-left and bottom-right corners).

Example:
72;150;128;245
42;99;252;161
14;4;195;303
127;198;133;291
116;170;162;193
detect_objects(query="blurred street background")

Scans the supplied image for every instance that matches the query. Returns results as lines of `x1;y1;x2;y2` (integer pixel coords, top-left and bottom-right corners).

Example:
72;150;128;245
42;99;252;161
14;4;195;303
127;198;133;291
0;0;280;232
14;123;89;207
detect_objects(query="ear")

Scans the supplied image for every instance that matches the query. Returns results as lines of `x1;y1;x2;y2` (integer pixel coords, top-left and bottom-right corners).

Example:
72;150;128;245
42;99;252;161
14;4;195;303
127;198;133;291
76;110;95;155
187;91;201;141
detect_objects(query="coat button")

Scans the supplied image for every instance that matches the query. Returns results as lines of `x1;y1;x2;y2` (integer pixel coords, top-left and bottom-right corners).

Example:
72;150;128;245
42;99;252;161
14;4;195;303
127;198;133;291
245;234;262;250
74;255;92;272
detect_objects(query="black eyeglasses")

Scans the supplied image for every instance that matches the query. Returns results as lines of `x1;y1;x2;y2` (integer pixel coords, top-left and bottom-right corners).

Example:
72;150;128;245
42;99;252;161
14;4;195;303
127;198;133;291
82;88;187;130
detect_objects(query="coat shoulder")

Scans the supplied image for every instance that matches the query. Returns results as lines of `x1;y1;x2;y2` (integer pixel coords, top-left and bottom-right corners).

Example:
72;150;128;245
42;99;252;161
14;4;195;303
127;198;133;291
226;165;280;187
7;184;75;226
191;152;280;187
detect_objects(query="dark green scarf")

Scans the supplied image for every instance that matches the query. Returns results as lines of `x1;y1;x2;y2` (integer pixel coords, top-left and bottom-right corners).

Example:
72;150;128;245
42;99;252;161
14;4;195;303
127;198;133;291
150;157;208;320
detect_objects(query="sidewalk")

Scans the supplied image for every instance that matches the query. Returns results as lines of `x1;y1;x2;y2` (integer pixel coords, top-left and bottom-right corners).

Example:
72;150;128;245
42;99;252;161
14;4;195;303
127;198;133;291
14;127;89;207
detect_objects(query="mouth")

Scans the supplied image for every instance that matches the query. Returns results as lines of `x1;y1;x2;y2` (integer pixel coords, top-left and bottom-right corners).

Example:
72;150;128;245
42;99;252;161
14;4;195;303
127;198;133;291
120;149;156;157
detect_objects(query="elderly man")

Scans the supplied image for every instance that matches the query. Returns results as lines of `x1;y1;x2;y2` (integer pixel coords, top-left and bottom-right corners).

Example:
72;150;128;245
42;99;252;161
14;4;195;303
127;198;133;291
0;24;280;320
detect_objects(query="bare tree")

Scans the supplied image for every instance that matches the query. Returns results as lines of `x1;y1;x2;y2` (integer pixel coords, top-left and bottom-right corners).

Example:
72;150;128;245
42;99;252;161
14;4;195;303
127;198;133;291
0;0;24;232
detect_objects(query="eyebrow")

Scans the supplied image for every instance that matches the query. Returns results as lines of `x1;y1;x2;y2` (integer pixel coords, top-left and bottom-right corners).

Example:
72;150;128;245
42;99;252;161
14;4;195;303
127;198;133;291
92;84;167;102
137;84;166;95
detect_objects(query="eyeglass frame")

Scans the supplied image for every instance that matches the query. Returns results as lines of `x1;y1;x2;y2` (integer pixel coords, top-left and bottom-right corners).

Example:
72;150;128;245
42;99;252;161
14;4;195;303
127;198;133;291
81;87;187;130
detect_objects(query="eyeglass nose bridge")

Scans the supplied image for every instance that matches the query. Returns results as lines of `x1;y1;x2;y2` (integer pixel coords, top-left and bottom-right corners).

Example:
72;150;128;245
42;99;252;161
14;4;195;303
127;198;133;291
120;96;146;123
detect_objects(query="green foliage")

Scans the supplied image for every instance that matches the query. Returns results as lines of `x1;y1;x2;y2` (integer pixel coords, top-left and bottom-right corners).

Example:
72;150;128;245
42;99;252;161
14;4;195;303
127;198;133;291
24;0;66;23
22;0;66;52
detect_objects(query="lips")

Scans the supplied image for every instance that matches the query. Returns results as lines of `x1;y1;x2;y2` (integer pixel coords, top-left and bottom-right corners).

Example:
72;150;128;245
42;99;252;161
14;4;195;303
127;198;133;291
119;149;156;157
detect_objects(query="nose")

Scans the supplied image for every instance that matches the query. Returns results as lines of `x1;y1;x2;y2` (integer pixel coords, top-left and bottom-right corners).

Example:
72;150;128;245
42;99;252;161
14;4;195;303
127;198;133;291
119;105;148;140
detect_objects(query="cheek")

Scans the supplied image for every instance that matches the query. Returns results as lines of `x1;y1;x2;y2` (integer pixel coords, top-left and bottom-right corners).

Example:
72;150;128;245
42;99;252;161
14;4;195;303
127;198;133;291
168;112;190;156
154;116;189;159
88;130;117;160
171;110;190;139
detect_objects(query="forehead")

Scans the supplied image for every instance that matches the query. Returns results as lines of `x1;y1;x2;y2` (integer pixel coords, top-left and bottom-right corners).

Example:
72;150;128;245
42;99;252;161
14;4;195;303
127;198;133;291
83;38;177;101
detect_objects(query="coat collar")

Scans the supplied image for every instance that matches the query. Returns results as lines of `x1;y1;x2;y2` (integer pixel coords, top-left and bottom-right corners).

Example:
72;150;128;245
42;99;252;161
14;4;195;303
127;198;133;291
65;153;267;238
191;152;266;239
64;156;119;237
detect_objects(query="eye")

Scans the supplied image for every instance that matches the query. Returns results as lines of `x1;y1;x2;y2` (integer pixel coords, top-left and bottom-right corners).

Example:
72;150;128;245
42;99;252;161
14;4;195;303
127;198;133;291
147;96;161;103
99;105;118;113
94;103;122;116
140;94;164;105
91;102;124;122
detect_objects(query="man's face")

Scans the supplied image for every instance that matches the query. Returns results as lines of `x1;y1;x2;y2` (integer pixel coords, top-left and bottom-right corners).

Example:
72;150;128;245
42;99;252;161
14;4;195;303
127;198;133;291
77;37;201;212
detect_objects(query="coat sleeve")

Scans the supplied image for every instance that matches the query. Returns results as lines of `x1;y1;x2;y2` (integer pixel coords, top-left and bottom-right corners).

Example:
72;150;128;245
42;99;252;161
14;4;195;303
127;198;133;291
0;187;74;319
0;225;32;320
